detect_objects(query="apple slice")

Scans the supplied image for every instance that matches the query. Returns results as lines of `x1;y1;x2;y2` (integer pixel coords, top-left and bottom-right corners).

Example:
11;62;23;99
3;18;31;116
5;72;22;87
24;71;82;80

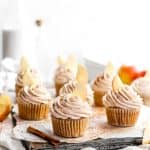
76;64;88;84
112;75;124;91
72;83;87;101
20;56;30;73
57;56;66;65
22;70;39;87
66;54;78;76
0;95;12;121
104;61;114;76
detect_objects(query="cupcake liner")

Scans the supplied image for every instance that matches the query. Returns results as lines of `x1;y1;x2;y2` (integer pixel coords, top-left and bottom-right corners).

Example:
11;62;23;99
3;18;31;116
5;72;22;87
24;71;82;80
93;90;105;106
106;107;140;127
51;116;89;138
17;97;50;120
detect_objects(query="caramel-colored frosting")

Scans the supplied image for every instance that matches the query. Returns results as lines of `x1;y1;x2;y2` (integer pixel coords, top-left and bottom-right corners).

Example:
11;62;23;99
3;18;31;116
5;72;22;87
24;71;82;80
51;94;92;119
92;73;113;93
103;85;142;110
55;65;75;84
132;78;150;98
59;80;94;105
18;85;51;104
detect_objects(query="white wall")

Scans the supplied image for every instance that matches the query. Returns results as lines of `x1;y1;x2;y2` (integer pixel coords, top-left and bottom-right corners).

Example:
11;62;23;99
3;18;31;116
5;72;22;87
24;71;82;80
1;0;150;69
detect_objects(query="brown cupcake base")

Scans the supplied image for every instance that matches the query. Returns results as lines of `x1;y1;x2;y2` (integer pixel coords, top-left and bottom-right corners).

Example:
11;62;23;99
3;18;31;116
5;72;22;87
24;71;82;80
93;91;105;106
55;82;65;96
17;98;50;120
106;107;140;127
51;116;89;138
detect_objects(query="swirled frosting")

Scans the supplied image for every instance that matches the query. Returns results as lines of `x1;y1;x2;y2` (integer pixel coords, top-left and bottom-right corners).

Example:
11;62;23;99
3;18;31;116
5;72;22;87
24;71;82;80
92;73;113;93
16;69;40;87
59;80;94;105
55;65;75;84
18;85;51;104
103;85;142;110
132;78;150;98
51;94;92;119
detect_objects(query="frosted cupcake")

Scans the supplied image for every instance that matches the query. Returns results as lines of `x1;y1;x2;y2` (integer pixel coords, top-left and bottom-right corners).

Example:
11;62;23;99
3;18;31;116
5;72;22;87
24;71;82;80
132;74;150;106
59;80;94;106
103;75;142;127
54;55;78;96
17;71;51;120
15;56;40;95
92;62;114;106
51;94;92;137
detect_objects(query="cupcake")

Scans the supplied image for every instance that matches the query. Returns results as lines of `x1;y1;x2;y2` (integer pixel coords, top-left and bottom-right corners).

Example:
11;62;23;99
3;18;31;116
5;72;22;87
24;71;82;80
59;80;94;106
54;55;78;96
92;62;114;106
54;65;76;96
103;75;142;127
17;71;51;120
51;94;92;137
132;77;150;106
15;56;40;95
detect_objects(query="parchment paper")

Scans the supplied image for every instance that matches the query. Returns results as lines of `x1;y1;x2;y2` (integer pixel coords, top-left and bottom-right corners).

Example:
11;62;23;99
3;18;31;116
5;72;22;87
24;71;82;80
12;106;150;144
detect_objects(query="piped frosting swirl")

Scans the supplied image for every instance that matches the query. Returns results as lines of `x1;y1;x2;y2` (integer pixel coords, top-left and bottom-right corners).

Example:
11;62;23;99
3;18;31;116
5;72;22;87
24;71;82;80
55;65;75;84
92;73;113;93
51;94;92;119
59;80;94;105
103;85;142;110
18;85;51;104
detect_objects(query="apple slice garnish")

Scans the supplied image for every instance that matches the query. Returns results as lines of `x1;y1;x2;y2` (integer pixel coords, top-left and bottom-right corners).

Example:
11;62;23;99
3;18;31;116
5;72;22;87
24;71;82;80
22;70;39;87
66;54;78;76
57;56;66;65
72;83;87;101
76;64;88;84
112;75;124;91
0;95;12;121
104;61;114;76
20;56;30;73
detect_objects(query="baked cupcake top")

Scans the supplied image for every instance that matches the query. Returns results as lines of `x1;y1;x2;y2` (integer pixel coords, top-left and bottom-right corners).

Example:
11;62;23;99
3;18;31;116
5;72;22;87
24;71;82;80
59;80;94;105
132;78;150;97
103;85;142;110
54;65;75;84
51;94;92;119
18;85;51;104
92;73;113;93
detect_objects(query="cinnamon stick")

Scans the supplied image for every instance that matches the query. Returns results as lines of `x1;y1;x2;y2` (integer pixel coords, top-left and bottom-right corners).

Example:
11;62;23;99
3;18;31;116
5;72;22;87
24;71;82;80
27;126;60;146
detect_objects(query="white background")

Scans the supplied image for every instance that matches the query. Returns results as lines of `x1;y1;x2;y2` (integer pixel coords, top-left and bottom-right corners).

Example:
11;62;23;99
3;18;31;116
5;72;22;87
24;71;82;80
0;0;150;69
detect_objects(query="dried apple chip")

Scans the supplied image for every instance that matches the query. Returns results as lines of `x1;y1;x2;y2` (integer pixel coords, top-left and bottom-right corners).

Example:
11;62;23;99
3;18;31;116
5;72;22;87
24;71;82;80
76;64;88;84
104;61;114;76
112;75;124;91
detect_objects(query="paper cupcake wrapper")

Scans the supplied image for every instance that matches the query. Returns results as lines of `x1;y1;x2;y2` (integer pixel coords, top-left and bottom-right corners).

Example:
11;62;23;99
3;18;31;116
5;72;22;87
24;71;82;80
51;116;89;138
17;98;50;120
106;107;140;127
93;90;105;106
